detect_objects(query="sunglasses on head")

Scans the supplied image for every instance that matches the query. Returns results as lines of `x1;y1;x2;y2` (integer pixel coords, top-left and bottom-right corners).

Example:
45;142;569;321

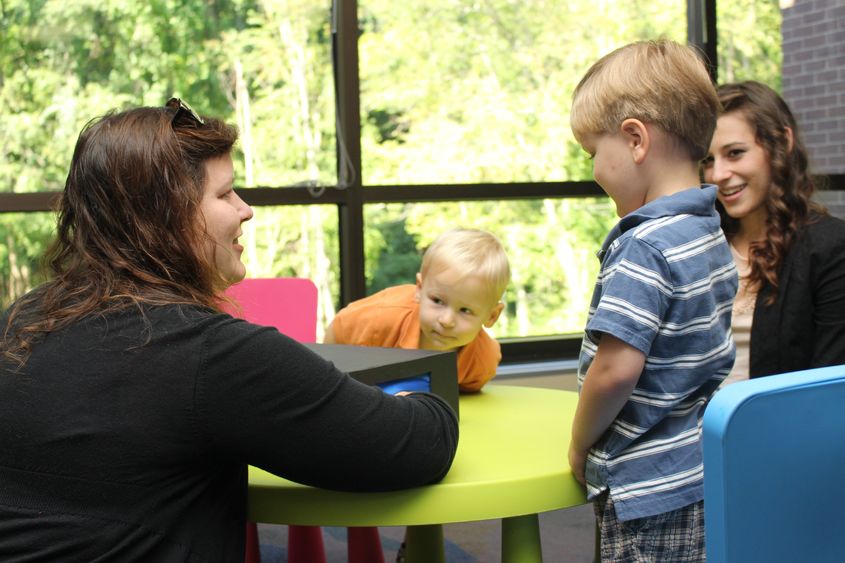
165;97;205;127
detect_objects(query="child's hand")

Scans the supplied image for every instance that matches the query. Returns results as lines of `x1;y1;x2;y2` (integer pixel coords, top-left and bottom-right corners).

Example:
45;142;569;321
568;442;587;487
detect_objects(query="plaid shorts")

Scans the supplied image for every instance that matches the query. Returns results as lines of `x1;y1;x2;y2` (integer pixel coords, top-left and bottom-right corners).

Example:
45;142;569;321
593;492;706;562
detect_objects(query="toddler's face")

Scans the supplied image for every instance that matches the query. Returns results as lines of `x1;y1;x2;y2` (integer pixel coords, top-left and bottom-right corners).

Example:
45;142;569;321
415;269;502;352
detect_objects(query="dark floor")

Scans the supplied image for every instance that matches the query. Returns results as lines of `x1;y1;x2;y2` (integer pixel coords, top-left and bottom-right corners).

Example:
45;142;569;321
258;372;596;562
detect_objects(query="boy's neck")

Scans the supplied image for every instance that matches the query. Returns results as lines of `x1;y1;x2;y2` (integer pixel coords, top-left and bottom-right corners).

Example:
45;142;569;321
640;131;702;204
643;161;701;204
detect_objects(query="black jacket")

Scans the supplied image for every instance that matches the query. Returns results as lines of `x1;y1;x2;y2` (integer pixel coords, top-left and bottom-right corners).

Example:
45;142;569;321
0;304;458;562
750;213;845;377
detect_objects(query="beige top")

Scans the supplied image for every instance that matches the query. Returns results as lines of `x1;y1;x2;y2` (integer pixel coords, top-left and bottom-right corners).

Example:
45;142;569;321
722;244;757;387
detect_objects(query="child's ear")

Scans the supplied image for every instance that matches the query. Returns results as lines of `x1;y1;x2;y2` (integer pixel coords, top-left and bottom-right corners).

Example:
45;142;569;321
620;118;649;164
483;302;505;328
414;273;423;303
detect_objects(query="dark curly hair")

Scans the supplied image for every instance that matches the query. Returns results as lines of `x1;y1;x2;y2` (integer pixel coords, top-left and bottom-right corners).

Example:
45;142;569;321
715;81;826;301
2;104;239;365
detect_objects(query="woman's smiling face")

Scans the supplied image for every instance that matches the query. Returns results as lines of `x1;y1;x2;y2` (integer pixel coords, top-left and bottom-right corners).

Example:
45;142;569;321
702;111;773;224
198;154;253;287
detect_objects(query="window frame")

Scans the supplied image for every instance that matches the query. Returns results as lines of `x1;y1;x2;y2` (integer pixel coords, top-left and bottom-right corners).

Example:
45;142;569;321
1;0;842;365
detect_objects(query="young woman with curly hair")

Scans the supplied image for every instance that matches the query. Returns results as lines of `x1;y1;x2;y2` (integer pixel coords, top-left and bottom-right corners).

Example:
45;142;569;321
703;81;845;384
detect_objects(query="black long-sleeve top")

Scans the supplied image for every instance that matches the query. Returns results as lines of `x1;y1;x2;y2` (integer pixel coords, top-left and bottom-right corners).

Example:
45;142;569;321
0;304;459;562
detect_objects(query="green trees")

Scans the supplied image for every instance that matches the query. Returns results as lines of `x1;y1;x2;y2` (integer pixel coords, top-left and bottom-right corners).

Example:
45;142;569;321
1;0;343;330
0;213;53;305
358;0;686;185
356;0;683;336
1;0;783;337
717;0;782;89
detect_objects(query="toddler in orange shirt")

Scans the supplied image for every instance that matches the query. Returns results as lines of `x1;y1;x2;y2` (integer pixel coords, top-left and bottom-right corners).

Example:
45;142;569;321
323;228;510;561
325;227;510;392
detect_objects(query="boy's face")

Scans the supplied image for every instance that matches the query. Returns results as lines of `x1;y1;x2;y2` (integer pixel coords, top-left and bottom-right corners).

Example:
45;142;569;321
581;132;644;218
415;269;503;352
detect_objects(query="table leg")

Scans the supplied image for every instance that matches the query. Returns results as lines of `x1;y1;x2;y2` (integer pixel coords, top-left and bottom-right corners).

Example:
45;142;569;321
404;524;445;563
501;513;543;563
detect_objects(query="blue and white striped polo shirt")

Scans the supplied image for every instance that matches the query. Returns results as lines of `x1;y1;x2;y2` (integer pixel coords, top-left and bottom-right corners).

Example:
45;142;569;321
577;185;737;521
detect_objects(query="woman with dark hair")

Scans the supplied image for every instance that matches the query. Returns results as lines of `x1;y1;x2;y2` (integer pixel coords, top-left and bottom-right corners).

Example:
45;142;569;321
702;81;845;384
0;100;458;561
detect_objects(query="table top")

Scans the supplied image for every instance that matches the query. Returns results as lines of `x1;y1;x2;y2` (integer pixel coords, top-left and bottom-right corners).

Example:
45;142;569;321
247;384;586;527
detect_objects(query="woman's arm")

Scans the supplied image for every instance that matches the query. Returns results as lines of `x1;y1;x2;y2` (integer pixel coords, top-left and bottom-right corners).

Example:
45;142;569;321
195;317;458;492
810;220;845;368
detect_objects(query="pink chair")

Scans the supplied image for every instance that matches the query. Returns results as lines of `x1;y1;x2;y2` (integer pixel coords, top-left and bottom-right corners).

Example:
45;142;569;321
224;277;318;343
224;278;384;563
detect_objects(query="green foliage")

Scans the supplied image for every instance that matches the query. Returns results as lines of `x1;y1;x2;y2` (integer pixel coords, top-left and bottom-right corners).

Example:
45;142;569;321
0;0;341;323
358;0;686;185
0;0;786;338
239;204;340;335
369;198;618;337
364;206;421;293
221;1;337;187
717;0;782;90
0;212;55;304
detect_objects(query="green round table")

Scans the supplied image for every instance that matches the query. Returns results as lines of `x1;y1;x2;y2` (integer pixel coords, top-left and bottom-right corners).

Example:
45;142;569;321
248;384;586;562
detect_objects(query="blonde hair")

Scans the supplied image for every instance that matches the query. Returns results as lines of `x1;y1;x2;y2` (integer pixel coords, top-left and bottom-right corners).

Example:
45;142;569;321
420;228;510;302
571;39;719;161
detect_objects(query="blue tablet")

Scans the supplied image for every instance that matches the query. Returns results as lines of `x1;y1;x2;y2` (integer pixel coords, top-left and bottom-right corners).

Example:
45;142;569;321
377;375;431;395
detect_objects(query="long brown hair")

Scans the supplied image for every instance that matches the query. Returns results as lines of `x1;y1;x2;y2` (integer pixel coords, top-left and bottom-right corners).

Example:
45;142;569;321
2;104;239;365
716;81;826;297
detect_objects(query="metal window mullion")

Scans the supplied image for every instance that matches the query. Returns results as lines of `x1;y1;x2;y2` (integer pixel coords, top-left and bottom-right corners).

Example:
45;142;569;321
687;0;718;80
333;0;366;306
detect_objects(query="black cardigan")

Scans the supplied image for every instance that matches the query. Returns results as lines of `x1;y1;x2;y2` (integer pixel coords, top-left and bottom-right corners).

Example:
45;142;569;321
750;213;845;378
0;305;458;561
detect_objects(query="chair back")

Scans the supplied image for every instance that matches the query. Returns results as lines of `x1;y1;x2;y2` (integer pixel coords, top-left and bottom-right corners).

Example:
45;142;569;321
703;364;845;562
224;278;318;343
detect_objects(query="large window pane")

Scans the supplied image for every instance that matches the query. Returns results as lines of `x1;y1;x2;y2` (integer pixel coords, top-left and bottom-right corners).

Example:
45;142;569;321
717;0;782;90
0;0;336;193
227;1;338;188
0;212;55;309
240;205;339;341
0;205;342;341
358;0;686;185
363;200;616;338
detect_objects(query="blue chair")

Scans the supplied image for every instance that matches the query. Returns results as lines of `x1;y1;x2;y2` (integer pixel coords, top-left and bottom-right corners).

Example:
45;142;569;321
703;365;845;563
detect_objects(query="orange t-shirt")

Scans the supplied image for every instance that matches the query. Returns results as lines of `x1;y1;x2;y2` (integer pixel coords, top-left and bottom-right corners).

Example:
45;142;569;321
329;285;501;392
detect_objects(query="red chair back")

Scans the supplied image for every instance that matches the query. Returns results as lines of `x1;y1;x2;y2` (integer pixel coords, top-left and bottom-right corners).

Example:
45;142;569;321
224;278;318;343
226;278;322;563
